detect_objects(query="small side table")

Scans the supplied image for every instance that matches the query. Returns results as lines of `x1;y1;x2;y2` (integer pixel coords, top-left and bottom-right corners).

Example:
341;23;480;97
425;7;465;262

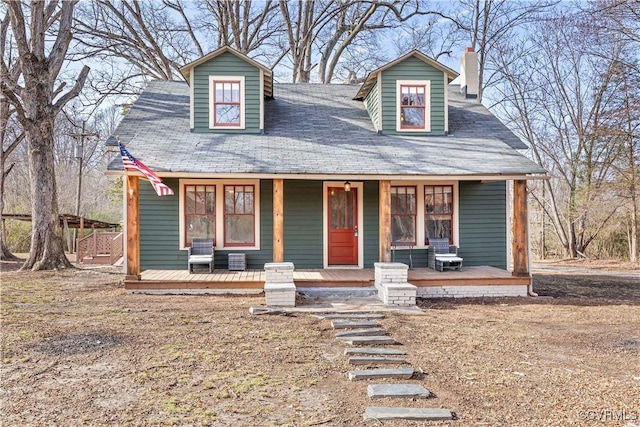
228;253;246;271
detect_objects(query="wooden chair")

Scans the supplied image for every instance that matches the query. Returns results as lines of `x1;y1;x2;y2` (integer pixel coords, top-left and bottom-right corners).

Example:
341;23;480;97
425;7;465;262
188;238;214;273
427;238;463;272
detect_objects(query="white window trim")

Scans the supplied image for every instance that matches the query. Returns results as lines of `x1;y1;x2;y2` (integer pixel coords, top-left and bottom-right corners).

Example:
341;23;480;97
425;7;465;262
209;76;245;130
179;179;260;251
396;80;431;132
390;180;458;248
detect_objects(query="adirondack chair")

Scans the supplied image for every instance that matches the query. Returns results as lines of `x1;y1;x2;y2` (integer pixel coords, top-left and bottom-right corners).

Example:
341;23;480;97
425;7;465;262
427;238;463;272
188;238;214;273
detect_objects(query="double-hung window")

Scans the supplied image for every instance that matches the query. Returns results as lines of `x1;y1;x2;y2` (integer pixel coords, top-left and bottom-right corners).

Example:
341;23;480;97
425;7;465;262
224;185;255;246
209;76;245;129
425;185;453;244
184;185;215;246
396;80;431;132
391;186;417;244
180;180;259;249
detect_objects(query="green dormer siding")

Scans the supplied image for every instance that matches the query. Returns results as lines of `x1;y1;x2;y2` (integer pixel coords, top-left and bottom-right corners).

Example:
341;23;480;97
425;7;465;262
192;51;261;133
380;56;446;135
363;80;379;131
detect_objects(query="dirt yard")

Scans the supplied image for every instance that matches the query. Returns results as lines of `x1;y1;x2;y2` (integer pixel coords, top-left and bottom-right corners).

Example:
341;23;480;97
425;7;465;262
1;259;639;426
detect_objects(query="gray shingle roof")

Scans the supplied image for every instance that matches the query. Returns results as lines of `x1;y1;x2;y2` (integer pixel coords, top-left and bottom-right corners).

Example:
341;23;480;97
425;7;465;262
107;80;546;177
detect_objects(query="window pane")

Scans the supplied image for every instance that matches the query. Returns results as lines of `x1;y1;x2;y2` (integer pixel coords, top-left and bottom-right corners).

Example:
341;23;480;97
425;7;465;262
402;107;424;127
205;188;215;214
245;187;254;214
425;219;451;241
196;186;206;214
225;215;254;244
215;83;223;101
224;187;234;213
186;187;196;214
232;83;240;102
392;215;415;243
235;191;245;213
216;105;240;124
186;215;215;243
345;191;354;229
443;187;452;213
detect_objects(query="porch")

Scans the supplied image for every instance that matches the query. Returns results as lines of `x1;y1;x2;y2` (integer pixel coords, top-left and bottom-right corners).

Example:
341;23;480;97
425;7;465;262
125;265;531;292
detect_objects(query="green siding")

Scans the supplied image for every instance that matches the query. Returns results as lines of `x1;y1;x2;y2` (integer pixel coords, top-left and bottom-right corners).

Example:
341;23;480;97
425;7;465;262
458;181;507;269
139;179;273;270
139;178;183;270
192;51;261;133
363;181;379;267
380;56;446;135
138;179;508;271
363;81;379;130
283;180;323;268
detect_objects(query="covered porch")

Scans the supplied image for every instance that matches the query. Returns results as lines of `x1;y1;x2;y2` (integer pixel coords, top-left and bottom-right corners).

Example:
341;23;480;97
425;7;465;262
125;265;531;293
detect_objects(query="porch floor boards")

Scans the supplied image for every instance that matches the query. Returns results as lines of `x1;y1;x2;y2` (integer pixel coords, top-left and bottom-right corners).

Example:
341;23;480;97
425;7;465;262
127;266;530;290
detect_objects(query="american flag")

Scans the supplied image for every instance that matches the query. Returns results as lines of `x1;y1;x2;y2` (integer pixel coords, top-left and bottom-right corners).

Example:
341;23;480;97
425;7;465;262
119;143;174;196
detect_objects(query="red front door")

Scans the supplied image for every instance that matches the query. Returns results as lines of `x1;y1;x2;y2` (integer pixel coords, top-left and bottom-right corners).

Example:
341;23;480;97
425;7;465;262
328;187;358;265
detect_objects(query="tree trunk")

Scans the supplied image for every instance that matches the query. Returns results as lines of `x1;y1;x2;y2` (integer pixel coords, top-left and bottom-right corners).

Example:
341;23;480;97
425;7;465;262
1;151;17;260
0;166;17;259
21;115;72;270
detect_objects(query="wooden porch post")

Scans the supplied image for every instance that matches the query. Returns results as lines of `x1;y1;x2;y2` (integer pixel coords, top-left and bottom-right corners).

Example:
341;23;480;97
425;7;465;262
273;178;284;262
379;180;391;262
126;175;141;280
512;179;529;276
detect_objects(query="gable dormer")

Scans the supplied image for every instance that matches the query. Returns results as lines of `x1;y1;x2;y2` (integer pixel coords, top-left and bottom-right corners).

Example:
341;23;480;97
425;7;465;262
180;46;273;134
354;50;458;136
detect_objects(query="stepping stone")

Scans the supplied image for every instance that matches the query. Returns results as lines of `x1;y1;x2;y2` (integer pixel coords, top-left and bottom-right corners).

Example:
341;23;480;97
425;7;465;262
335;328;387;338
345;347;406;356
339;336;398;345
348;367;414;381
315;313;385;319
363;407;454;421
367;384;430;399
348;356;407;365
331;321;380;329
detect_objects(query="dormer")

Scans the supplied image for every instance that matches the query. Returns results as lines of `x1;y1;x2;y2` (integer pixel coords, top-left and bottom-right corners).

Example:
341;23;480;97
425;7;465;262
354;50;458;135
179;46;273;134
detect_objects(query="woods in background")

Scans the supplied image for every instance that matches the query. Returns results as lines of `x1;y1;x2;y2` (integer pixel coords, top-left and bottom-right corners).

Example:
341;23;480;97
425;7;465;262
1;0;638;268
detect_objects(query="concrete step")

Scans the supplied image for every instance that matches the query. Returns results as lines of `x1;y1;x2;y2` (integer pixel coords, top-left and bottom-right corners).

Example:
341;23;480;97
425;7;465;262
344;347;406;356
367;384;430;399
348;356;407;365
331;320;380;329
314;313;385;320
363;407;454;421
348;367;414;381
335;328;387;338
339;336;398;345
298;287;377;298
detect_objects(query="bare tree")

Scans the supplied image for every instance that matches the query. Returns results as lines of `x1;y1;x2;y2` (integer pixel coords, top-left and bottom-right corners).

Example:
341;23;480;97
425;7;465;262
492;11;631;259
278;0;448;83
1;1;89;270
0;11;23;260
452;0;557;102
73;0;204;94
201;0;282;57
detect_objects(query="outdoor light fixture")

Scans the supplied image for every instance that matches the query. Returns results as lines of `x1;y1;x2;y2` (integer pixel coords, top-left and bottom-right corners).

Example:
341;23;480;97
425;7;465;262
344;181;351;192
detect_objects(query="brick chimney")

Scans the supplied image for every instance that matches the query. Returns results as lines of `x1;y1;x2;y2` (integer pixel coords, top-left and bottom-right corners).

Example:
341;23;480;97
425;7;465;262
460;47;478;99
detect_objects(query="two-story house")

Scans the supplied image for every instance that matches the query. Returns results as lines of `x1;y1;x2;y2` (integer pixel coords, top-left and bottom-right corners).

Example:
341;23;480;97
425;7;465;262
107;46;546;297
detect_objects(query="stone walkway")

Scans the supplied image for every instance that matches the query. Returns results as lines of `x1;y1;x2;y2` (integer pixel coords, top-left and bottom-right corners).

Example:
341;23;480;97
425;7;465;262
314;312;456;422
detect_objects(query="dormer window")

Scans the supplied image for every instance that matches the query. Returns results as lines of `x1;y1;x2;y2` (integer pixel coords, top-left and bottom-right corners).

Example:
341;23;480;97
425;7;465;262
396;80;431;132
209;76;245;129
